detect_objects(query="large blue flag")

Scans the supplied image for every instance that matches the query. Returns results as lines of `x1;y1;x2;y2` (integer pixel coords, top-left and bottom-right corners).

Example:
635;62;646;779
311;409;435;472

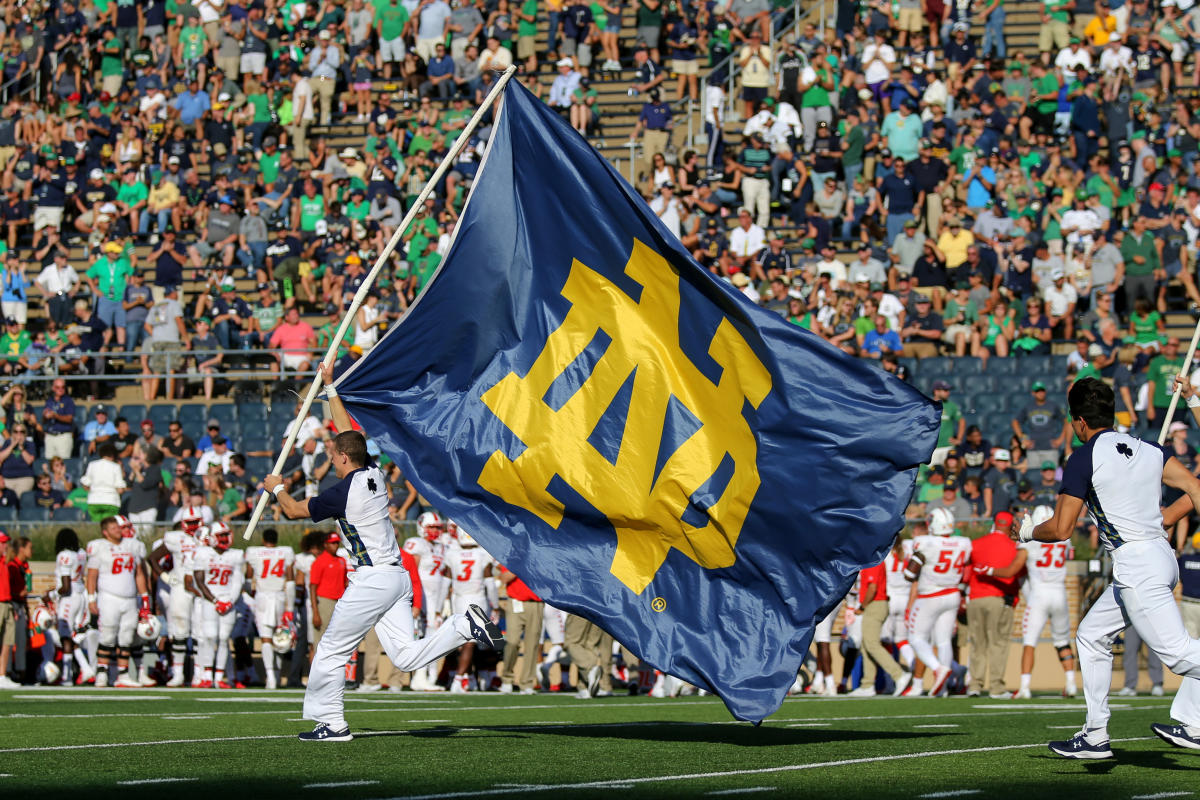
335;79;939;722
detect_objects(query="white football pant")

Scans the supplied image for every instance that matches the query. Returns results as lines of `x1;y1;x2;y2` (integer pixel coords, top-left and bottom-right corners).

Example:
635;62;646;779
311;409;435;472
907;592;959;673
1023;588;1071;648
97;592;137;648
303;565;474;730
201;601;237;679
1077;538;1200;731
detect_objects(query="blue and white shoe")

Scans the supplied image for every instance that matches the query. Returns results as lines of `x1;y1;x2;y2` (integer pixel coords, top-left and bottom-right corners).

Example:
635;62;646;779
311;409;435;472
298;722;353;742
467;604;505;650
1151;722;1200;750
1048;729;1113;759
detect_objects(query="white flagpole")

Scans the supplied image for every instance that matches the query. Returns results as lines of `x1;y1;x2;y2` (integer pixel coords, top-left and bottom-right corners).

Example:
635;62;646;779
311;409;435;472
1157;315;1200;445
242;65;519;541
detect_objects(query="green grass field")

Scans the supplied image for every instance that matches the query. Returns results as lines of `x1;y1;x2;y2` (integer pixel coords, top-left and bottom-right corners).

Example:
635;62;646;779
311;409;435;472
1;688;1195;798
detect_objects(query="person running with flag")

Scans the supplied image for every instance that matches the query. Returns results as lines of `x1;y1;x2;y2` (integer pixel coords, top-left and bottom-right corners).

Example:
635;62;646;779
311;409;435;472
263;363;503;742
1028;378;1200;759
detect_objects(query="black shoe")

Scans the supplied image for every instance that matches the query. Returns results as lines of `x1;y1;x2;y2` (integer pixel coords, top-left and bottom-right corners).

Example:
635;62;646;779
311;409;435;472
1151;722;1200;750
466;604;504;650
1048;729;1113;759
298;722;353;742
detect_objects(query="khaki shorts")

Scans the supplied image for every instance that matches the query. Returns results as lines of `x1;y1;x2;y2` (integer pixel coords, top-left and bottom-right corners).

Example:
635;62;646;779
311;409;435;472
33;205;64;231
897;7;923;31
672;58;699;75
517;34;536;60
0;603;14;650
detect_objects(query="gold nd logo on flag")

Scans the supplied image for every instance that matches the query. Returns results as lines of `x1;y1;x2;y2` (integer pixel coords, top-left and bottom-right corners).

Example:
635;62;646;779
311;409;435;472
478;239;773;595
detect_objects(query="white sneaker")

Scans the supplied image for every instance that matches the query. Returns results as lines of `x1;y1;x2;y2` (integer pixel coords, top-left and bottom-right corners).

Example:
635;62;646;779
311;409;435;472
95;671;109;688
1014;687;1032;699
575;687;592;699
649;674;665;698
520;687;536;695
265;675;277;690
586;664;602;697
449;675;469;694
166;672;184;688
499;683;513;694
848;686;877;697
114;672;140;688
356;683;382;693
930;667;952;697
1064;685;1078;698
1117;687;1138;697
594;689;613;697
990;691;1014;699
139;668;156;687
1151;685;1164;697
903;683;924;698
388;684;407;693
0;675;17;688
892;672;913;697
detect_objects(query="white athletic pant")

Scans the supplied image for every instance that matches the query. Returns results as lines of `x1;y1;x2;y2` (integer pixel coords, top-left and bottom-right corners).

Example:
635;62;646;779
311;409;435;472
168;581;194;639
543;604;567;645
1077;537;1200;730
1023;587;1071;648
201;600;237;676
881;599;908;643
814;603;840;644
97;591;137;648
423;575;450;626
254;591;285;639
56;592;87;641
907;591;960;673
303;564;473;729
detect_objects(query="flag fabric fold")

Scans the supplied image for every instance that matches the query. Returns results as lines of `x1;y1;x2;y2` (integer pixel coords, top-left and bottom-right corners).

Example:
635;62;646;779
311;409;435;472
334;78;940;722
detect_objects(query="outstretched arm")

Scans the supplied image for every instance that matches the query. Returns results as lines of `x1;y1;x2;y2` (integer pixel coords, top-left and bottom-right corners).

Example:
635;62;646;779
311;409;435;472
322;361;354;433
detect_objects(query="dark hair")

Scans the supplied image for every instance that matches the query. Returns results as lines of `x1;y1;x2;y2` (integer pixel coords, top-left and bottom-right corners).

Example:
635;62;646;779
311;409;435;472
332;430;368;466
230;452;246;469
262;527;278;545
145;447;164;465
99;442;118;460
1068;377;1115;429
55;527;80;553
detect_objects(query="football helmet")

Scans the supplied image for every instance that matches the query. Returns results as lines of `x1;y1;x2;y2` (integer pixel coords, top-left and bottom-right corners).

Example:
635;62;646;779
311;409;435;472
457;526;477;548
417;511;445;542
195;525;214;547
40;660;61;685
114;514;136;539
180;505;205;536
272;620;297;652
31;604;55;634
136;615;162;641
210;521;233;551
927;507;955;537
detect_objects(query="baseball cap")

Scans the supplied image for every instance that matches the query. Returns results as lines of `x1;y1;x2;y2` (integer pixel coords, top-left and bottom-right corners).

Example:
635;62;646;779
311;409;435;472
1032;380;1047;391
257;282;273;291
1050;268;1065;280
103;242;122;254
94;404;107;415
220;277;236;290
932;380;952;391
1041;460;1057;470
4;317;17;326
731;273;750;287
1171;421;1188;434
993;448;1011;461
0;531;8;545
855;272;870;283
89;168;104;180
903;219;918;229
213;435;228;446
207;418;221;429
1150;181;1166;192
994;511;1014;527
914;294;931;304
326;533;340;543
557;57;573;67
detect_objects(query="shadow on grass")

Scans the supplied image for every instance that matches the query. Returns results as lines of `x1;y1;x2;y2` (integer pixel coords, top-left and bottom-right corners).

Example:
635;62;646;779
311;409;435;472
359;721;945;747
1032;747;1196;775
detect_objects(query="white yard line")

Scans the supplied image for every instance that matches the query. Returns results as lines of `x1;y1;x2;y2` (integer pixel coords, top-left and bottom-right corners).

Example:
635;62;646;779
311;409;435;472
1131;793;1193;800
10;694;169;701
161;716;212;720
117;778;199;786
784;723;831;728
918;791;982;799
706;788;777;795
913;724;960;729
303;781;381;789
368;738;1157;800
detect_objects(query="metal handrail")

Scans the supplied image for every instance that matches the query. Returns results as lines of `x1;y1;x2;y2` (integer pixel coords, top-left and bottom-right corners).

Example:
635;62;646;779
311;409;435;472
10;345;336;384
716;0;813;120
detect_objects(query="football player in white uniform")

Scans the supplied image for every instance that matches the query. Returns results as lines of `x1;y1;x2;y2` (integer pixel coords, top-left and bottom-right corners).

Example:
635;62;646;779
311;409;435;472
884;534;917;669
976;504;1077;698
114;514;157;686
403;511;451;691
905;508;972;697
191;522;245;688
53;528;93;685
265;363;503;742
443;526;498;693
245;528;296;689
85;516;151;687
540;603;569;690
153;505;205;687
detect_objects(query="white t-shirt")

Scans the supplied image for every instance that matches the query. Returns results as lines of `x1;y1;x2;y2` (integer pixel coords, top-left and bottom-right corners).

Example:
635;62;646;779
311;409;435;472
649;195;682;240
309;463;401;568
81;458;127;507
862;42;896;85
729;225;766;258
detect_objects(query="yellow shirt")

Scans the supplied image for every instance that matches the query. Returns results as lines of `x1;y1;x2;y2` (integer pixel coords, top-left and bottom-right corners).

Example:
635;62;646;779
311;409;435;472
937;229;975;269
738;44;773;89
147;180;180;212
1084;14;1116;46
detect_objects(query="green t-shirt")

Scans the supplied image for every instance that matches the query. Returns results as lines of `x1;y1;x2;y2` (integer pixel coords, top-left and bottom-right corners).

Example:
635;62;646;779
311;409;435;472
415;252;442;290
944;297;978;326
180;25;207;61
405;216;439;260
346;199;370;221
937;399;963;447
1085;174;1115;208
218;487;242;518
637;0;663;27
376;2;410;40
298;194;326;232
801;67;831;108
252;300;284;333
259;152;281;185
101;38;123;77
1129;310;1162;344
518;0;539;36
87;257;134;302
1045;0;1070;23
407;132;435;155
247;92;272;124
0;330;30;362
1034;73;1060;114
1121;231;1159;276
1148;354;1186;407
317;321;348;358
842;125;865;167
117;181;148;207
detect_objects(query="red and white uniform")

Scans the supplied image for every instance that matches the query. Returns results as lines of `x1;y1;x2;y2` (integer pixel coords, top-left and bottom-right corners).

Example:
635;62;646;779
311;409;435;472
446;544;495;616
87;538;143;648
1020;539;1073;648
162;529;199;637
54;547;88;639
246;545;295;638
194;546;246;653
403;535;450;626
907;534;972;673
882;541;913;643
294;550;317;642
